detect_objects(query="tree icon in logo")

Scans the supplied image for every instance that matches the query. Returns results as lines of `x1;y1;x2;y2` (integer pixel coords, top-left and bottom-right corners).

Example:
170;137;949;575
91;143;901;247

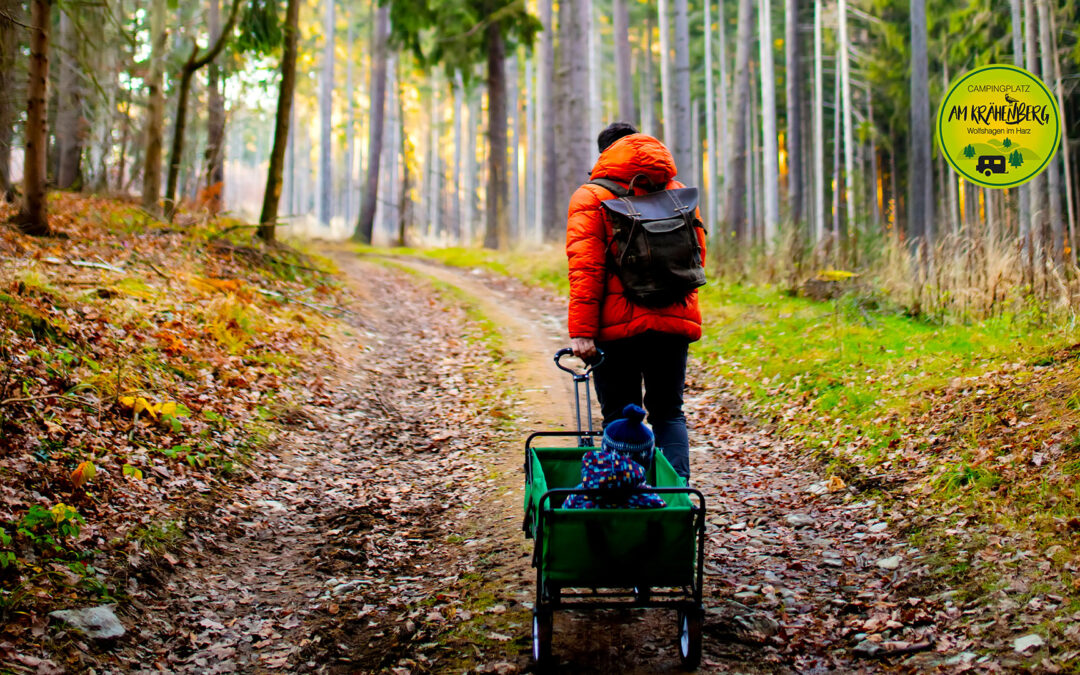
1009;149;1025;168
1003;138;1013;149
963;144;976;159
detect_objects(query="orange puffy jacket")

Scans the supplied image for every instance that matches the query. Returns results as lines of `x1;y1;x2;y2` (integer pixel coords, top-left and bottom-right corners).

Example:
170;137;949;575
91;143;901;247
566;133;707;343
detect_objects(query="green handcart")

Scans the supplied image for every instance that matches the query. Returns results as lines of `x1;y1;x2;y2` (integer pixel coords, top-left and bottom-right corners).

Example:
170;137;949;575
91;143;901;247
522;349;707;669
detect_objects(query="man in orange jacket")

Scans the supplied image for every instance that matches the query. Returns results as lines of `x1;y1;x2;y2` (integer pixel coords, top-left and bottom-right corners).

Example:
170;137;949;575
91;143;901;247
566;122;706;480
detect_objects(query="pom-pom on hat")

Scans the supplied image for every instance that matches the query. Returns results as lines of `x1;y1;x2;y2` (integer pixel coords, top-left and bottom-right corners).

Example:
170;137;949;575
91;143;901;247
602;404;654;456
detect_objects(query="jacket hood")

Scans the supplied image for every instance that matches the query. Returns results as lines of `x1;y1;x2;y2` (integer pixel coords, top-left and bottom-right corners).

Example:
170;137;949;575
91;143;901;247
589;134;678;186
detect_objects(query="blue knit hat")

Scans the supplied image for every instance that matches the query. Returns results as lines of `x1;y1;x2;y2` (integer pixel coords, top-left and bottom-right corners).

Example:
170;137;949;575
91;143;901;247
602;404;655;463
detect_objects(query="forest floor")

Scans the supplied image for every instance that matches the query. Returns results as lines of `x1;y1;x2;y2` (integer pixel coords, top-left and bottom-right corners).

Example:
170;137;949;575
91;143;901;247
1;199;1078;672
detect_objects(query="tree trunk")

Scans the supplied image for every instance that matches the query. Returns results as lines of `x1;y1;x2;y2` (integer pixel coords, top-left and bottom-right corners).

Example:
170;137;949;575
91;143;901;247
318;0;334;226
1048;3;1076;265
658;0;673;141
0;0;20;202
257;0;300;241
838;0;856;249
907;0;933;246
1010;0;1030;252
484;22;509;250
55;7;82;190
785;0;802;226
205;0;225;214
382;55;400;240
724;0;753;244
507;53;519;242
142;0;167;213
539;0;557;240
463;86;479;243
587;3;599;134
1037;0;1062;265
758;0;778;248
642;17;655;136
15;0;51;235
523;54;534;239
344;17;356;225
704;0;717;225
832;56;842;246
353;4;389;243
164;0;240;219
428;71;441;239
453;70;464;240
672;0;692;183
716;0;728;216
613;0;633;122
811;0;824;244
1023;0;1040;257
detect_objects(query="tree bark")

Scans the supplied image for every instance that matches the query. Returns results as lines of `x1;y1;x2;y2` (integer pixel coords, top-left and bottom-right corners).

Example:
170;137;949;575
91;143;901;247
142;0;167;213
164;0;240;219
613;0;633;122
205;0;225;214
716;0;728;216
257;0;300;241
724;0;753;245
484;22;508;250
55;7;82;190
1023;0;1040;257
1048;3;1076;265
15;0;51;235
0;0;20;202
839;0;856;249
353;4;389;243
452;70;464;240
811;0;824;244
1010;0;1030;251
907;0;933;247
423;70;436;236
785;0;802;226
704;0;717;225
344;17;356;225
658;0;673;141
539;0;557;240
1037;0;1062;265
318;0;334;227
672;0;692;183
758;0;778;247
463;86;479;243
642;17;655;136
507;53;519;242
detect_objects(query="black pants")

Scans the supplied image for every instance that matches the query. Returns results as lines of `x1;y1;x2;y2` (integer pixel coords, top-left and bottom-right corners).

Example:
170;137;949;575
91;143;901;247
592;331;691;479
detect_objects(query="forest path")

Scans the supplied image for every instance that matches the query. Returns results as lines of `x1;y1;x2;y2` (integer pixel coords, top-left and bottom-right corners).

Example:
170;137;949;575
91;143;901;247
111;253;962;674
371;256;966;673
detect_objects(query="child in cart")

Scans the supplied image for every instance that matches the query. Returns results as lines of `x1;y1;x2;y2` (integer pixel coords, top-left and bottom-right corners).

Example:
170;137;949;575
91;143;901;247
564;404;666;509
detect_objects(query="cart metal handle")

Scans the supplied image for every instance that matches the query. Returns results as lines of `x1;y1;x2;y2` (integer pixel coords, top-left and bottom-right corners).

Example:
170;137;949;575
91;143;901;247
554;347;605;381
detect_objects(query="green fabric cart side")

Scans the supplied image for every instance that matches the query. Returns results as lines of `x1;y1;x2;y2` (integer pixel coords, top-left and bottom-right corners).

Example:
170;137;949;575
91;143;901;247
524;447;697;588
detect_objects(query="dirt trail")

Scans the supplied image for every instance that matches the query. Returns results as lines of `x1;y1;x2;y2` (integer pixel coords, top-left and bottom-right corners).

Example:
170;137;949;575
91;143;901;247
381;258;967;673
108;253;963;674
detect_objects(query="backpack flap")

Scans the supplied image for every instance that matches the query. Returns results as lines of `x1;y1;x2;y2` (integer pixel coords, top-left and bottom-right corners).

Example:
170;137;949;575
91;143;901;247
599;187;699;222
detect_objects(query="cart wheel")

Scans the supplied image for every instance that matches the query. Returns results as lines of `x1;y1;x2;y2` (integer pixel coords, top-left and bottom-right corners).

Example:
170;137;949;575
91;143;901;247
677;607;703;670
532;610;554;667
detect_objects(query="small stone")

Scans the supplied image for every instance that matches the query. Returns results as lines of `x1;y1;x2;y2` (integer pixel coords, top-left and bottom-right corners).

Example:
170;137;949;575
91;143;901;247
868;522;888;533
1014;634;1045;653
49;605;125;640
853;640;883;658
784;513;816;528
876;556;901;570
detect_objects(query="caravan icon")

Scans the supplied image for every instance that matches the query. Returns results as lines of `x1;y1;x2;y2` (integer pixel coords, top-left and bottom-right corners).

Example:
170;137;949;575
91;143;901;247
976;155;1007;176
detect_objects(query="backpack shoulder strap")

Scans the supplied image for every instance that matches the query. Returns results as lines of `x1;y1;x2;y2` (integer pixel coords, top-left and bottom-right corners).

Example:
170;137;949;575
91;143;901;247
587;178;631;199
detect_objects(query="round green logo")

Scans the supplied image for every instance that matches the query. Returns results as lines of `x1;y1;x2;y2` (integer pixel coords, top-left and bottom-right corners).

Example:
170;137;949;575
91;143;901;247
937;64;1060;189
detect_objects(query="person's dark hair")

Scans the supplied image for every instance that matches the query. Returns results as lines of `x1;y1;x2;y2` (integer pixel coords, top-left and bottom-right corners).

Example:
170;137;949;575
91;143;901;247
597;122;638;153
